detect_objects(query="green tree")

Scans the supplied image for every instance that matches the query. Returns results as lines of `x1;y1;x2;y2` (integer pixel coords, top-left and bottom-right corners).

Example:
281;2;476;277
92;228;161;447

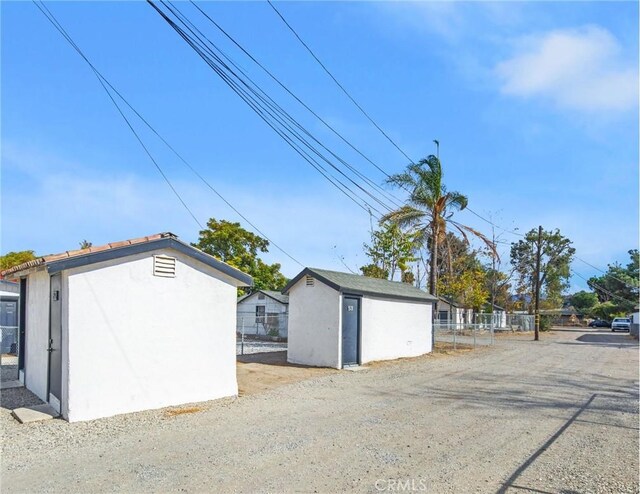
360;264;388;279
510;228;575;310
437;258;489;311
382;155;495;296
483;268;513;310
568;290;598;314
361;221;416;281
591;301;619;321
79;240;93;249
588;249;639;314
0;250;36;273
192;218;288;294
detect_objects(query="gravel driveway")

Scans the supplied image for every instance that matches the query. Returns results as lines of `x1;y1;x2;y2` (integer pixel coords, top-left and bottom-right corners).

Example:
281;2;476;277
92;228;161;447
2;328;637;493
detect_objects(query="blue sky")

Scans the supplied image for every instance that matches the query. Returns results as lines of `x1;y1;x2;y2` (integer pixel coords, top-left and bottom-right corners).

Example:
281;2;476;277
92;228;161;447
2;1;638;290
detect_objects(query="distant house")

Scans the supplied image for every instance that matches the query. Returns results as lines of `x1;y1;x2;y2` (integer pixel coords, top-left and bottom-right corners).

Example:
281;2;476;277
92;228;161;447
539;306;584;326
2;232;252;422
0;280;20;354
237;290;289;338
437;297;474;325
284;268;436;369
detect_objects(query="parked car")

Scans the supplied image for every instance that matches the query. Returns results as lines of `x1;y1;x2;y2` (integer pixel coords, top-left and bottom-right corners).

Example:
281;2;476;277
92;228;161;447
588;319;610;328
611;318;631;332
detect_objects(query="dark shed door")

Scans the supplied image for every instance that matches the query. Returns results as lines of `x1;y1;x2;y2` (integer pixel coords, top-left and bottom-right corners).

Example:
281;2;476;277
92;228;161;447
341;296;360;367
18;279;26;372
48;274;62;405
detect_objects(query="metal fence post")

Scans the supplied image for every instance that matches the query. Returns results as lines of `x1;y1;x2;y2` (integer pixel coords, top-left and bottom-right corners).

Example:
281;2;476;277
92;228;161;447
473;324;477;348
241;317;245;356
453;323;457;351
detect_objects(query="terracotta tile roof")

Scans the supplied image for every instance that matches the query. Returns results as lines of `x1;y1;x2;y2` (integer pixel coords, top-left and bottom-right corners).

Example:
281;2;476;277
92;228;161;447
2;232;176;277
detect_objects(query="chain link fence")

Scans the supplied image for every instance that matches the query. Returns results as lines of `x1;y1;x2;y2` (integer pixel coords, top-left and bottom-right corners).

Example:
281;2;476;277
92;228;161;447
1;326;19;355
434;323;495;349
1;326;19;381
236;313;288;356
504;314;536;331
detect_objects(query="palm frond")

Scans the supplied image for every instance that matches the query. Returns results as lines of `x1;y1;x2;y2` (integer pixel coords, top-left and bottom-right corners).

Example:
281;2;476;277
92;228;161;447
449;220;499;260
445;191;468;211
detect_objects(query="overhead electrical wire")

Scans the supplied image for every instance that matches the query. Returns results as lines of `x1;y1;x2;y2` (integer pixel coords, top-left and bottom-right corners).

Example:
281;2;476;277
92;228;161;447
149;1;401;219
169;1;398;214
33;1;203;230
266;0;415;166
33;0;305;268
149;2;389;219
168;0;403;211
570;269;638;306
191;0;405;188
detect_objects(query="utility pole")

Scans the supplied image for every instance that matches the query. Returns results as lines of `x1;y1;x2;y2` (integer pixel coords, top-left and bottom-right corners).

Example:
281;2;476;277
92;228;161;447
490;224;497;318
533;225;543;341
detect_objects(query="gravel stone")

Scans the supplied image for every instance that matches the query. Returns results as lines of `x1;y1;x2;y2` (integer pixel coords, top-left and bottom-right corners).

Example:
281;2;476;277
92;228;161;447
1;328;637;493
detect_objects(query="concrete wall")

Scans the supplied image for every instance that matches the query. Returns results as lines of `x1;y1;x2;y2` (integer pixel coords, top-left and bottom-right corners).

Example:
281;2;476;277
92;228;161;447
287;277;340;368
63;248;238;422
23;269;50;402
360;296;432;364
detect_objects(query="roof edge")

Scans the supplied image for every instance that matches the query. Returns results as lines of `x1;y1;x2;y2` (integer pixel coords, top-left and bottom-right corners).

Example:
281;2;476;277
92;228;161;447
6;237;252;287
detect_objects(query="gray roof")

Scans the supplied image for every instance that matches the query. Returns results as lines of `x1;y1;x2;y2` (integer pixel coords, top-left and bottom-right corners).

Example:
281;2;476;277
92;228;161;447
283;268;436;303
238;290;289;305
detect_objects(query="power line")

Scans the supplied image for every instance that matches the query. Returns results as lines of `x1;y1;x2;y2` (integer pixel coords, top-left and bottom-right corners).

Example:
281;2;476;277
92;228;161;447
33;0;306;268
150;0;396;218
177;1;404;211
192;0;406;188
33;1;203;230
574;256;638;289
571;268;638;306
267;0;415;165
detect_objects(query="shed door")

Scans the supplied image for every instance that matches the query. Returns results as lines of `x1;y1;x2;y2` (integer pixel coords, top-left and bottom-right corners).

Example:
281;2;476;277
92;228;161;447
341;296;360;367
18;279;26;373
48;274;62;408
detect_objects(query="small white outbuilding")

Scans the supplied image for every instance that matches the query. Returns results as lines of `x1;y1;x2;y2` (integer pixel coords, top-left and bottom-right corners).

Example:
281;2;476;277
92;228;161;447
3;232;252;422
283;268;436;369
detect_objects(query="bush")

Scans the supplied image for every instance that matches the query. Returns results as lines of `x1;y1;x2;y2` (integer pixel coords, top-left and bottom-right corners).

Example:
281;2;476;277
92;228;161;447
539;315;553;331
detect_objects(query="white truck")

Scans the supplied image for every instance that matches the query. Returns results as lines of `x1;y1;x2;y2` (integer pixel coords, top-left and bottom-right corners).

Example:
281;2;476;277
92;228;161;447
611;317;631;332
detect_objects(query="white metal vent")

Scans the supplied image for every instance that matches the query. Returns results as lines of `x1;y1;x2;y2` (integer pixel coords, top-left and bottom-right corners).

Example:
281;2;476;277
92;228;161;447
305;275;314;286
153;255;176;278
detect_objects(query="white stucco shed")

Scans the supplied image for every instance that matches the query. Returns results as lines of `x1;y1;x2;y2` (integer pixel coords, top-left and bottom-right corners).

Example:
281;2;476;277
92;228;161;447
283;268;436;369
3;232;252;422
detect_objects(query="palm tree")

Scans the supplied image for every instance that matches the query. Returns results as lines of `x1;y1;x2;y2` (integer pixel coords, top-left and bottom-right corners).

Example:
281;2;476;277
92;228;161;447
381;155;495;297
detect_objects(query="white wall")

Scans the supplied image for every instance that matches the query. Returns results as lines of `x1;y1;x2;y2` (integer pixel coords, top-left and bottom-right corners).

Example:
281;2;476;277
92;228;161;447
24;269;51;402
63;248;239;422
287;277;340;368
360;296;432;364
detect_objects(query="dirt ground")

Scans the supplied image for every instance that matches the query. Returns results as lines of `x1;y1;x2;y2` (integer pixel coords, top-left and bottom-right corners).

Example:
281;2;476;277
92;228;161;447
237;351;337;396
1;328;638;493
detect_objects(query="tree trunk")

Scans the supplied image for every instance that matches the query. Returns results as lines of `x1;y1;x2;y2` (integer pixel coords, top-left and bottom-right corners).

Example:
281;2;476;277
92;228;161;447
429;226;438;296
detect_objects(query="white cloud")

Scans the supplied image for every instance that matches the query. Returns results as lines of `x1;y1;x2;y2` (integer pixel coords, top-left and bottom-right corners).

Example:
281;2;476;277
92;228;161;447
495;26;638;113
